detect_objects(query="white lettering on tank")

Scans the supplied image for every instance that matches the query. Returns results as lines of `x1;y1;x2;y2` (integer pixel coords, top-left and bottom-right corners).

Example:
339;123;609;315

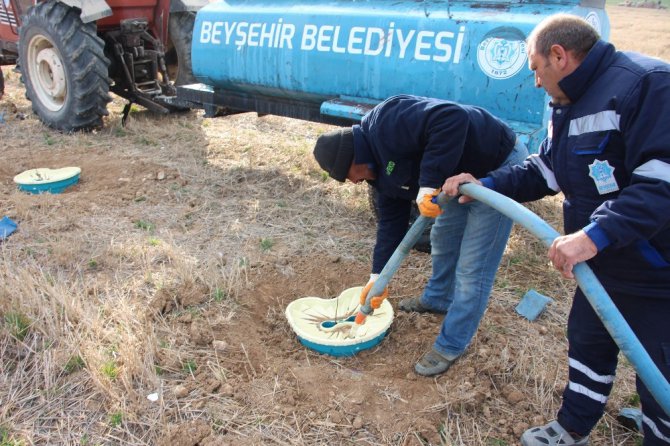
332;26;346;53
364;27;384;56
224;22;236;45
348;27;365;54
384;22;395;57
317;25;334;51
235;22;248;46
200;19;466;65
434;31;454;62
396;29;415;59
301;24;317;50
415;30;434;61
246;22;261;46
273;19;283;47
259;22;275;47
454;26;465;63
279;23;295;49
200;21;212;43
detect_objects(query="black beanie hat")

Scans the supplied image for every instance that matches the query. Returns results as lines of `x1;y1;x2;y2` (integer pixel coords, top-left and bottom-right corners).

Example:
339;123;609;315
313;128;354;182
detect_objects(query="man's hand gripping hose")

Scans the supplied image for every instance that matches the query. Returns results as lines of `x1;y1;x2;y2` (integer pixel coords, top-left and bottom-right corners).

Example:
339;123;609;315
349;192;449;338
451;182;670;417
360;274;389;310
351;182;670;416
417;188;443;218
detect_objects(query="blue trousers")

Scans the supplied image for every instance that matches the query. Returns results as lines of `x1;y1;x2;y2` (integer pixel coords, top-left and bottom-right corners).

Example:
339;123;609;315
420;139;528;359
558;288;670;445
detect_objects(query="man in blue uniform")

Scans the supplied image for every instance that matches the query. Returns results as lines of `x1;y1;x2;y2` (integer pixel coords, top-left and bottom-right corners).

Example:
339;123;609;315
312;94;528;376
443;14;670;446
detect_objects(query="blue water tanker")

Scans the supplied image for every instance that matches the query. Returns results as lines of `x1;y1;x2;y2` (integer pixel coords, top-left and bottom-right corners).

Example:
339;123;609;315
180;0;610;152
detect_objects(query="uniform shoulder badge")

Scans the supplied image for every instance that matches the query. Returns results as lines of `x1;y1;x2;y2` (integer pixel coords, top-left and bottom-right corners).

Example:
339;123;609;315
588;159;619;195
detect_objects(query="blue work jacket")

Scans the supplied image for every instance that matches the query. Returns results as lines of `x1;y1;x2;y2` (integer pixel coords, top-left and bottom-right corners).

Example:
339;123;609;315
486;41;670;297
353;95;516;273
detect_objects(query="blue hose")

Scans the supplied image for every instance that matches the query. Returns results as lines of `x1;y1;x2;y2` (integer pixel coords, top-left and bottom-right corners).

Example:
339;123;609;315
457;182;670;417
360;184;670;416
360;193;450;314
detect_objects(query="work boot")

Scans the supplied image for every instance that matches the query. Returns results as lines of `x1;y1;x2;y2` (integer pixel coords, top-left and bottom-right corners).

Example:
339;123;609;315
398;297;447;314
521;420;589;446
414;348;459;376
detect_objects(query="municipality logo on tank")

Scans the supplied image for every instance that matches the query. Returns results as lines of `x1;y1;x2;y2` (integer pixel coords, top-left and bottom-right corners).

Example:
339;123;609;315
477;27;527;80
585;12;602;35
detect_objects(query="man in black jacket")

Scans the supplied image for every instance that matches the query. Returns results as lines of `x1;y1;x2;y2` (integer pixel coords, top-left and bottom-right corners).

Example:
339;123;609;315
313;94;527;376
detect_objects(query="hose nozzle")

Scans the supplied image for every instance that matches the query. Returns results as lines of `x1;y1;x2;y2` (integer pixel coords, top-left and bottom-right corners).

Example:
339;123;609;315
348;309;370;338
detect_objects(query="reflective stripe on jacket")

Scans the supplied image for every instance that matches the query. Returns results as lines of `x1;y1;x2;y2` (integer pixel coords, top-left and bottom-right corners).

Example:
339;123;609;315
488;41;670;297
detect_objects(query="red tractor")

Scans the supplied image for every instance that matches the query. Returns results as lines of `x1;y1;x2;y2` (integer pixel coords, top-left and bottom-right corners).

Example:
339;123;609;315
0;0;207;131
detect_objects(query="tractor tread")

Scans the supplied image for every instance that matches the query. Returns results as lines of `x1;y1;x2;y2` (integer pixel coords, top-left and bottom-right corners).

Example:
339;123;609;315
18;2;112;131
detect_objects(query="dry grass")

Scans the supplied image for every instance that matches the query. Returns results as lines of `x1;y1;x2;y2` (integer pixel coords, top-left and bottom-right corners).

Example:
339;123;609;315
0;91;375;444
0;5;667;446
607;6;670;60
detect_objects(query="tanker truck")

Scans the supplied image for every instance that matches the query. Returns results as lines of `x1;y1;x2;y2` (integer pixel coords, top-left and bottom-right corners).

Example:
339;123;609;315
2;0;610;140
177;0;610;154
174;0;609;248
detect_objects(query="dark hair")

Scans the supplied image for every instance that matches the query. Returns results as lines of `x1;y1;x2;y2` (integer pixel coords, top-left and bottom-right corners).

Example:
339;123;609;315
527;14;600;62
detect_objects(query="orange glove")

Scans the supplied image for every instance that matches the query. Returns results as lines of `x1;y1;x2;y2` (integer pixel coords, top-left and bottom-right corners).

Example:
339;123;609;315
417;187;442;218
359;274;389;309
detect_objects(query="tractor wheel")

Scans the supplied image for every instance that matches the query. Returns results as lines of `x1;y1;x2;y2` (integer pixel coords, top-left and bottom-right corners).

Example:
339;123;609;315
166;11;196;86
0;67;4;100
367;184;432;253
18;2;111;132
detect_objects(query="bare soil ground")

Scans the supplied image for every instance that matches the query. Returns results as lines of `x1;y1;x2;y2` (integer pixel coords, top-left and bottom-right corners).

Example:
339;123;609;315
0;6;667;446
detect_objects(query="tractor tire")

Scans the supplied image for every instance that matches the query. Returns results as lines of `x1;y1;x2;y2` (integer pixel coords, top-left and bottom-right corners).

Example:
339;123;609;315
0;67;4;100
18;2;111;132
367;184;432;254
166;11;196;86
